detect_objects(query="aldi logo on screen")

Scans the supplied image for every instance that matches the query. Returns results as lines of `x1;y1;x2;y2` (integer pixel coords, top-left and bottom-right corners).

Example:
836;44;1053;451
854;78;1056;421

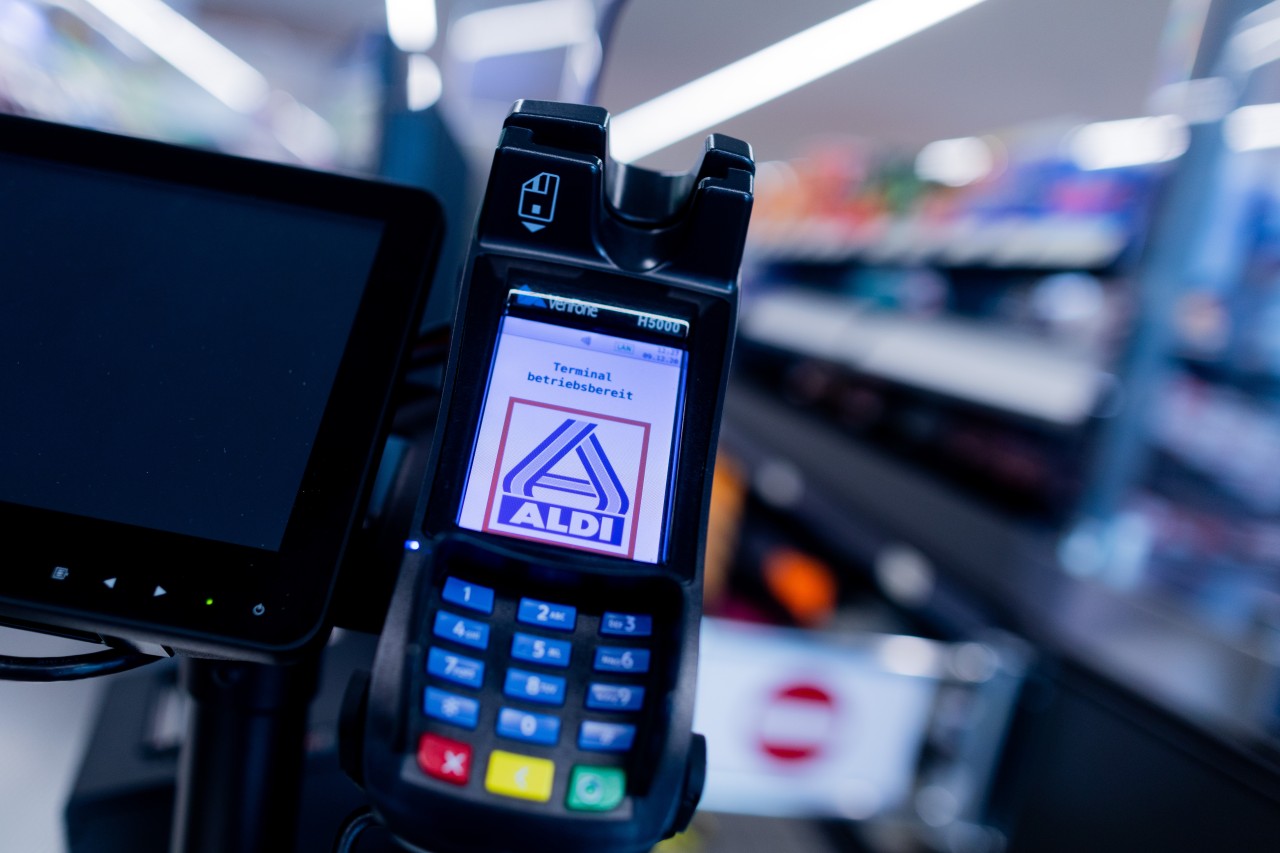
484;399;650;558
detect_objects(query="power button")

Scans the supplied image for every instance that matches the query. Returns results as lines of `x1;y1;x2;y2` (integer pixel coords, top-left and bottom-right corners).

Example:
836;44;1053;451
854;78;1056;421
252;603;266;617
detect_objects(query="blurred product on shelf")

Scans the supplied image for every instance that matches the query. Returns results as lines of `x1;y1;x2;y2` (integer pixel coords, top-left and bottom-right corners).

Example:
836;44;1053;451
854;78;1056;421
1103;141;1280;643
703;457;750;610
730;131;1168;529
761;547;840;628
747;134;1162;270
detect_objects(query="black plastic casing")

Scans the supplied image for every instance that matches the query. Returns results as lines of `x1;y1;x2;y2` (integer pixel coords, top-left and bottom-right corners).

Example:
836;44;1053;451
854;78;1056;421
362;101;753;852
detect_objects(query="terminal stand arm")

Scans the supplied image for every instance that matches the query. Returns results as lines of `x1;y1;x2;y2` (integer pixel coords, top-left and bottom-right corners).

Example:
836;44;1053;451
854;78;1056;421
168;656;320;853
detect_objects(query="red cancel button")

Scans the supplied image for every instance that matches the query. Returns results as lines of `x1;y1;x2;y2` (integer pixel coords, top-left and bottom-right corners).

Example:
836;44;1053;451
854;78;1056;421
417;733;473;785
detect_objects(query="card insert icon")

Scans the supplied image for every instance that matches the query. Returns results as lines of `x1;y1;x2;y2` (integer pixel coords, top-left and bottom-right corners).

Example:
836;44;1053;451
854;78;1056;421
518;172;560;233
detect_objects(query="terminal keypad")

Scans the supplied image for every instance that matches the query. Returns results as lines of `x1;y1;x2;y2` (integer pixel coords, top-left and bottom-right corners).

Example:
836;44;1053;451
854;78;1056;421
415;576;655;812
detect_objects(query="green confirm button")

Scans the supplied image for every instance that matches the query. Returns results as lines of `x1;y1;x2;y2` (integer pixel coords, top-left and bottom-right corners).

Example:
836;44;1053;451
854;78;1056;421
566;765;626;811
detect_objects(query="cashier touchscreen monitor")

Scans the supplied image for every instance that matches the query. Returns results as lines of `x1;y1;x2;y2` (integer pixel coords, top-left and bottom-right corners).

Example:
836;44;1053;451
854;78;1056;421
0;115;441;659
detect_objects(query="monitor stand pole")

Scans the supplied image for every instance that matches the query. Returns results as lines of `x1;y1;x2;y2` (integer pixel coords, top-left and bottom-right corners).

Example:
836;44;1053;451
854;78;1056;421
168;655;320;853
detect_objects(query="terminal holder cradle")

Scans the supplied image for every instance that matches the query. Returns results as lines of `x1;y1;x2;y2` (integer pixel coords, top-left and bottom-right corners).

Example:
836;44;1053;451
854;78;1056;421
347;101;754;853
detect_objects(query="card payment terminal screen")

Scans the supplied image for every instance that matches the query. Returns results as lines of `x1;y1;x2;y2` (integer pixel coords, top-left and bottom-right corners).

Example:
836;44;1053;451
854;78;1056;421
457;289;688;563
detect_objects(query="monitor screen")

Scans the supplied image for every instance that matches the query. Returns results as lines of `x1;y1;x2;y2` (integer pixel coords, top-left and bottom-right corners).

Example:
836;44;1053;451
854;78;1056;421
0;113;441;657
0;152;384;552
456;288;688;563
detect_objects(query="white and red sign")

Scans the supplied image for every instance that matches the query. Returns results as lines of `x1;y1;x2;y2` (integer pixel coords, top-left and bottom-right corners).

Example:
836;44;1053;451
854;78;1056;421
693;618;941;819
757;683;839;762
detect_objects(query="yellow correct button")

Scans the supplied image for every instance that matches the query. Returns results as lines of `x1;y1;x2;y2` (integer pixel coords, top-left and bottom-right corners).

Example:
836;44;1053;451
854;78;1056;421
484;750;555;802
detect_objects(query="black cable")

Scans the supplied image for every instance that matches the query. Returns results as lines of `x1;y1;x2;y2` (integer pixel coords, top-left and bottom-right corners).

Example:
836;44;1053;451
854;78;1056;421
0;646;161;682
333;808;378;853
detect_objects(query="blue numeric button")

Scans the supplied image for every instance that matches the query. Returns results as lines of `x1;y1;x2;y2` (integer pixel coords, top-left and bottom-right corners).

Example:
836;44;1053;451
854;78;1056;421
593;647;650;674
427;647;485;689
496;707;561;746
424;687;479;729
586;683;645;712
442;577;494;614
578;721;636;752
601;612;652;637
517;598;576;632
433;611;490;650
504;669;566;706
511;632;571;668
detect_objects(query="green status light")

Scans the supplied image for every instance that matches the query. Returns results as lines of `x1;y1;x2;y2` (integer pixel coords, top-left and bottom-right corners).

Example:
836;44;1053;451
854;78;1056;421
205;598;214;606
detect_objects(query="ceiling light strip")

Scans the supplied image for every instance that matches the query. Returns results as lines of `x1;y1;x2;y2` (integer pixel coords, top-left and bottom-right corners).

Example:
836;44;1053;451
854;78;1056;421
448;0;596;63
81;0;269;114
386;0;438;53
610;0;991;162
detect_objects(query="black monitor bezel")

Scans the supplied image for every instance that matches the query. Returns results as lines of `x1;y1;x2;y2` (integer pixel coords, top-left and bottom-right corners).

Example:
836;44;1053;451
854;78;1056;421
0;114;442;660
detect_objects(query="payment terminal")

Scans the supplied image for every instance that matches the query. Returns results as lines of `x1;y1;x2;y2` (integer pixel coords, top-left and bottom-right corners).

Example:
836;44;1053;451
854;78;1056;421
349;101;754;852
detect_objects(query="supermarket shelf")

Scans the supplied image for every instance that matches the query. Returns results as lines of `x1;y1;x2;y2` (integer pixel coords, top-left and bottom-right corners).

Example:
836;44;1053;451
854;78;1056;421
739;289;1107;426
747;215;1130;270
720;380;1280;765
